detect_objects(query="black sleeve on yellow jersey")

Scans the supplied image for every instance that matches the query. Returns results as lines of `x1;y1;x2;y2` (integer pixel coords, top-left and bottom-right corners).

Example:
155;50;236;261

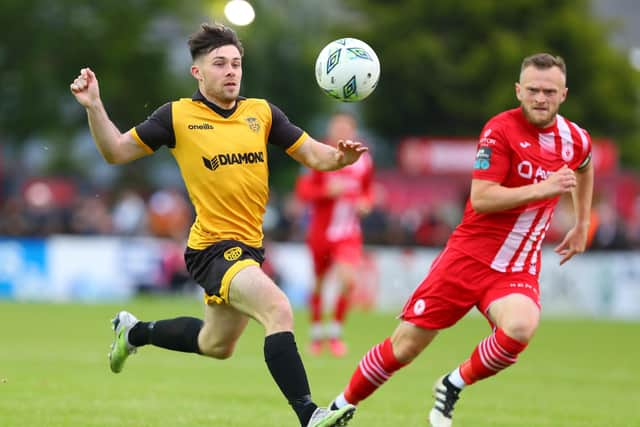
267;102;304;149
134;102;176;150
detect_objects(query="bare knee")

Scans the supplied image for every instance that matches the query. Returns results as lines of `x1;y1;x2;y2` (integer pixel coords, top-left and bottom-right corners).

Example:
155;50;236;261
489;295;540;343
500;317;538;343
197;326;238;359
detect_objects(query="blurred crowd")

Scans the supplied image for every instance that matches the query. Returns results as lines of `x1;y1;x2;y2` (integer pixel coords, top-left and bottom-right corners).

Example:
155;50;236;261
0;181;192;241
2;175;640;251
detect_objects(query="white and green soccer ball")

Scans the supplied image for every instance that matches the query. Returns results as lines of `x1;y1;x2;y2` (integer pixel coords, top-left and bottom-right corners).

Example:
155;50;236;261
315;38;381;102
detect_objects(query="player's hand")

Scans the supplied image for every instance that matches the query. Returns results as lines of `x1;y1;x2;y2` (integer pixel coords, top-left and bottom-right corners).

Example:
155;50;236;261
540;165;576;198
554;224;589;265
336;139;367;167
70;67;100;108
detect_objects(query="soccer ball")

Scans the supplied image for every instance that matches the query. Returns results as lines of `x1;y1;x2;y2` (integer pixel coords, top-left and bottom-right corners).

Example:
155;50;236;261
315;38;380;102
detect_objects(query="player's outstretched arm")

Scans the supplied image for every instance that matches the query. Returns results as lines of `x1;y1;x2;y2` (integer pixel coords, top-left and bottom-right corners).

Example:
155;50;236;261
70;67;149;164
470;165;577;214
555;161;594;265
289;136;367;171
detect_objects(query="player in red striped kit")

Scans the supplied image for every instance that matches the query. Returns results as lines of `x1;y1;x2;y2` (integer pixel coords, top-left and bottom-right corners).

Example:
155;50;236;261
329;53;594;426
296;112;374;357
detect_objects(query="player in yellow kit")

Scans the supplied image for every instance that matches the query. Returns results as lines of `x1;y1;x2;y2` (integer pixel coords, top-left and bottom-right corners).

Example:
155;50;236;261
70;23;364;427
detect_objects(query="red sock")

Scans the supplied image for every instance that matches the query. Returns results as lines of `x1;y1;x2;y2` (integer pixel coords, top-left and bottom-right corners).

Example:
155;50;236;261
459;328;528;385
309;292;322;323
344;338;406;404
334;292;350;323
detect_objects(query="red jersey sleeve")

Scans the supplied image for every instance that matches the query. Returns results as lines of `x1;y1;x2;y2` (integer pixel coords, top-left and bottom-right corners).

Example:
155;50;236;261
572;124;593;171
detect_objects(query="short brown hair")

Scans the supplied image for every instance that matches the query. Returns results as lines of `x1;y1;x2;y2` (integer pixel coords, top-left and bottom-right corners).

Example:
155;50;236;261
188;23;244;61
521;53;566;75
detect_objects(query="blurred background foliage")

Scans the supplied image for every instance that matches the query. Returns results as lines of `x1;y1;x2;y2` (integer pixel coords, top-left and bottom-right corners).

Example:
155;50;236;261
0;0;638;192
344;0;640;167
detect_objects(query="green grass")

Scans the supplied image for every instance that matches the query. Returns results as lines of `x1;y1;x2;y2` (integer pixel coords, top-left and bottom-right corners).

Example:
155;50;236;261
1;296;638;426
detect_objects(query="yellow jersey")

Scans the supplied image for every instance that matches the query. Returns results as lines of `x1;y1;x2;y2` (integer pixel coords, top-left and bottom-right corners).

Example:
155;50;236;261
130;91;307;249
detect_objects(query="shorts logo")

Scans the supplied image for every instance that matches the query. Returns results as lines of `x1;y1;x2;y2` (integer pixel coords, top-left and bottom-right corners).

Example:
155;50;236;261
413;299;426;315
224;247;243;261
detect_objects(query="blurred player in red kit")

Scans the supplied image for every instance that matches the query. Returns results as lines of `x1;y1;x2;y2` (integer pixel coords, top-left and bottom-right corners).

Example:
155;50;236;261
296;112;374;357
329;53;594;426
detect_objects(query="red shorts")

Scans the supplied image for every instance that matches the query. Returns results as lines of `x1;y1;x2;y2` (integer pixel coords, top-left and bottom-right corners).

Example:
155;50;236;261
400;247;540;330
308;237;362;276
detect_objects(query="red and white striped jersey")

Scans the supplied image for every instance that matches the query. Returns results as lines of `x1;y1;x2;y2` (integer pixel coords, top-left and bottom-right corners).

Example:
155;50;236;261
447;107;592;276
296;152;374;243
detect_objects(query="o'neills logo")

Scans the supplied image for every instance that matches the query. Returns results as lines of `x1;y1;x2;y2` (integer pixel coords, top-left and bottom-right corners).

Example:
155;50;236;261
202;151;265;171
188;123;214;130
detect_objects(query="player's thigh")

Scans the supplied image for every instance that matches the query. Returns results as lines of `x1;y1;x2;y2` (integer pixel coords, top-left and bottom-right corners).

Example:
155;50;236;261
333;260;357;288
333;239;362;267
199;302;249;357
228;264;293;334
481;272;541;341
332;240;362;285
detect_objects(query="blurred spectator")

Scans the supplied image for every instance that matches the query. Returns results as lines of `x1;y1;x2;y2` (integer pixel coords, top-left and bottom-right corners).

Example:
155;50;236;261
414;206;453;247
69;195;113;235
21;178;76;236
271;191;306;242
112;189;147;235
360;196;390;245
590;197;630;250
147;188;192;240
0;196;32;236
2;169;640;252
627;195;640;248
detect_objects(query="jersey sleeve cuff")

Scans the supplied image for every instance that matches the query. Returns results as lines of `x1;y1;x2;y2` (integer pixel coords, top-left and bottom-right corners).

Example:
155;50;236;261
130;127;155;154
285;131;308;155
472;172;503;182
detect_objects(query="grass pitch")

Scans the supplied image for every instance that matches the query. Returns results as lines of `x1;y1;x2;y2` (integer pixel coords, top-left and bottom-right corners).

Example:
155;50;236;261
1;296;638;427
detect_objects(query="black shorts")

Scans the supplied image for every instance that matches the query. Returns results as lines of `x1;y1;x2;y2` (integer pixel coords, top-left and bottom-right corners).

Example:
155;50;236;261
184;240;265;304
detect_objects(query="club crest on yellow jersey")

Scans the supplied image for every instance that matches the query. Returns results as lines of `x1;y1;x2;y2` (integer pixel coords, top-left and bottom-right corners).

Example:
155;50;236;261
245;117;260;133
